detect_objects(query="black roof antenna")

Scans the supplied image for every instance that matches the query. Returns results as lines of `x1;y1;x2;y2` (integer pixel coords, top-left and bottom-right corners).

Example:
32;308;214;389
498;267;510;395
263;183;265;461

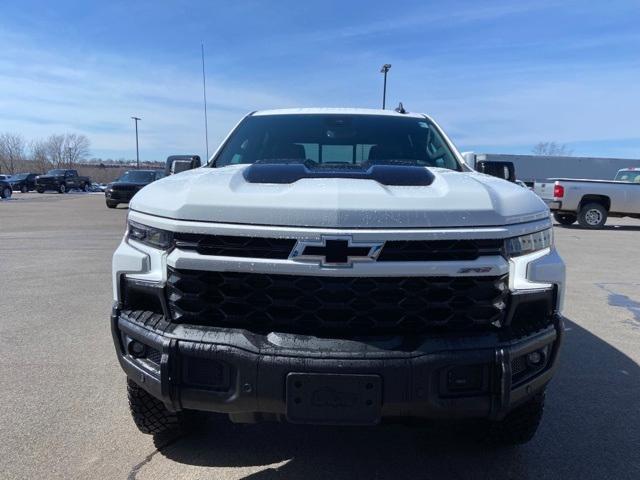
395;102;407;114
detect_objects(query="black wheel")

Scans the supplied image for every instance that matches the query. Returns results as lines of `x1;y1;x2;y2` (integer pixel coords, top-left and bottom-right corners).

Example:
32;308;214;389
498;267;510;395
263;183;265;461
578;202;607;229
1;186;12;199
484;390;545;445
553;212;577;226
127;379;199;435
106;201;118;209
58;183;67;194
37;188;44;194
21;185;28;193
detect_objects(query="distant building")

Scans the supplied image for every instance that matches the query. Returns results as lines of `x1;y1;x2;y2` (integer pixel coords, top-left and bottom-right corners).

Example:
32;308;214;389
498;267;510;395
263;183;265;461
473;153;640;183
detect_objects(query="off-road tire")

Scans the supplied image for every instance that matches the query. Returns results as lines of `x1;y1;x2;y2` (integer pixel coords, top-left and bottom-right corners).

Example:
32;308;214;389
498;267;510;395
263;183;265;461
127;379;199;435
1;186;12;199
37;187;44;193
484;390;545;445
553;212;576;226
106;201;118;209
577;202;607;229
58;183;67;194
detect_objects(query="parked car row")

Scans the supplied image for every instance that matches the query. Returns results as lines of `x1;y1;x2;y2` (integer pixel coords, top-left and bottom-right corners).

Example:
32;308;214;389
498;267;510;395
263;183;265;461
0;169;95;198
2;158;191;204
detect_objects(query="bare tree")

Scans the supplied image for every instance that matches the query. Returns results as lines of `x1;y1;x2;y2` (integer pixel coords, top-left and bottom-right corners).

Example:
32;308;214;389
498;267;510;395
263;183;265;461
532;142;572;156
63;133;90;166
30;139;52;173
45;134;66;168
44;133;91;168
0;133;26;174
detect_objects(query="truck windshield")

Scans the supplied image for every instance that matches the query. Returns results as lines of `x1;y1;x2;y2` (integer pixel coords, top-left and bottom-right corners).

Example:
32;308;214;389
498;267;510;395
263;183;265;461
213;114;461;171
615;170;640;182
117;171;156;183
11;173;28;180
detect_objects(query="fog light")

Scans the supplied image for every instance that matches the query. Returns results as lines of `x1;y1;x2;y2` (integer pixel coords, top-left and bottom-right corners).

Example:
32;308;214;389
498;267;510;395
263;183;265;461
128;340;147;358
526;350;544;367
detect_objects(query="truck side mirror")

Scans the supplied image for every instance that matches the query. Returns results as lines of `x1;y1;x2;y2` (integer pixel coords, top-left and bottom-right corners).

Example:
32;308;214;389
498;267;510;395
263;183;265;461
165;155;201;176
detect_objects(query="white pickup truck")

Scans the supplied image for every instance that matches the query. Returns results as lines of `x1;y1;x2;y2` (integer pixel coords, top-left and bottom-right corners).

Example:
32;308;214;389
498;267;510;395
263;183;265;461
535;168;640;228
111;108;565;445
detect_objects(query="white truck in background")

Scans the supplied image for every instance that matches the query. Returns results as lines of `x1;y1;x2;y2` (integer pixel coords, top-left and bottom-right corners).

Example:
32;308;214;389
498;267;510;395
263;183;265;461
535;168;640;228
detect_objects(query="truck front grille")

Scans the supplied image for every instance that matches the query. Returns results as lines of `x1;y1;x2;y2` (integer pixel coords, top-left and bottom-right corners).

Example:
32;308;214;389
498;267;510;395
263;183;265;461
111;184;140;192
166;267;508;335
172;234;503;262
174;234;296;259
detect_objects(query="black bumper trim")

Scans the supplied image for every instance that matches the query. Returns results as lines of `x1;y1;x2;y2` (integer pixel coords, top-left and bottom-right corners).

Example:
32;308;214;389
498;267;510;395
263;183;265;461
112;305;562;422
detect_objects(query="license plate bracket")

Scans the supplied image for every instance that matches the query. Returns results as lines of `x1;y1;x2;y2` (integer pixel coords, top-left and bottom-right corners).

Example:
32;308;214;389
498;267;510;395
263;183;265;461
286;373;382;425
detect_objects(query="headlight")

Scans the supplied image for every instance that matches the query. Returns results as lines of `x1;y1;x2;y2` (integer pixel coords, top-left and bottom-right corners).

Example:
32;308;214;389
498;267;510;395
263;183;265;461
505;228;553;257
127;220;173;250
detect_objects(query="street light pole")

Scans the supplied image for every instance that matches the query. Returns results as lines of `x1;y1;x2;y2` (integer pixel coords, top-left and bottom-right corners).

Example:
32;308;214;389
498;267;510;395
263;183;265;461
201;42;210;160
380;64;391;109
131;116;141;168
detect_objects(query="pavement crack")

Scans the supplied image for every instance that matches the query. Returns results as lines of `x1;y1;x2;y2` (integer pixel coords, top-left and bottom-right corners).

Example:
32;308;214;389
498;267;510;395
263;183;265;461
127;434;185;480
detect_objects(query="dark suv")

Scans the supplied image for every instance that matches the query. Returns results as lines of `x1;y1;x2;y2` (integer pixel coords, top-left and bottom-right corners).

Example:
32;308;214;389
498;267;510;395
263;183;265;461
105;169;165;208
9;173;39;193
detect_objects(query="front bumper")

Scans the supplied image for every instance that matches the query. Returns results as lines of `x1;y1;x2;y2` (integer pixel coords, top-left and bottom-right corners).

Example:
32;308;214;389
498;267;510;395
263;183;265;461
112;304;563;425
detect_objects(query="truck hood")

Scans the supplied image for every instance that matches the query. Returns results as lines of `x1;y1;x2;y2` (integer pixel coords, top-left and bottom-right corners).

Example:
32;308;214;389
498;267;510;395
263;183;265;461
130;165;549;228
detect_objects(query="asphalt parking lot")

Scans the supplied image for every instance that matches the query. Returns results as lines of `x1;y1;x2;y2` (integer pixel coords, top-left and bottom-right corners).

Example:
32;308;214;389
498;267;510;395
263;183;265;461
1;192;639;480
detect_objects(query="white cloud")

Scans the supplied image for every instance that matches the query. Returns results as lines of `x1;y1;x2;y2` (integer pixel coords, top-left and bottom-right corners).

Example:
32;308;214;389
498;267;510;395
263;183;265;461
0;30;298;160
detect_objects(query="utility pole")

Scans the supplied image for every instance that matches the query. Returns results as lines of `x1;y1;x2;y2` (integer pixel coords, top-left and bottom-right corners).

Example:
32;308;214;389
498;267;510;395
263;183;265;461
131;116;141;168
380;64;391;109
201;42;210;160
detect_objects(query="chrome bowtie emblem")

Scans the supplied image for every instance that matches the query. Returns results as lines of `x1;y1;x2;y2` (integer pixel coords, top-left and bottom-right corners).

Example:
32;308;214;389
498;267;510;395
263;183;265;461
290;236;383;267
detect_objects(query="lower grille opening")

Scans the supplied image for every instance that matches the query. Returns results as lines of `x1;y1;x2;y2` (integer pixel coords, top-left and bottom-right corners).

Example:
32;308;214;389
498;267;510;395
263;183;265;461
166;268;508;336
146;347;162;365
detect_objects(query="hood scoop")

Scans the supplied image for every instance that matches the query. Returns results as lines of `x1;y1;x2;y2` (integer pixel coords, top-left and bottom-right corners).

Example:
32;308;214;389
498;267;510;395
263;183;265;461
242;163;435;186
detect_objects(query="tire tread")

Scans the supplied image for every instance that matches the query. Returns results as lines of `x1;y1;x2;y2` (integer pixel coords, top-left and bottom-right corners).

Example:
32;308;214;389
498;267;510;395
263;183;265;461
485;390;545;445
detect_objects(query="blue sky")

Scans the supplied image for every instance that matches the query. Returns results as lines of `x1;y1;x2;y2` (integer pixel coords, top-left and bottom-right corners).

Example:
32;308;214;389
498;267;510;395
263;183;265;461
1;0;639;161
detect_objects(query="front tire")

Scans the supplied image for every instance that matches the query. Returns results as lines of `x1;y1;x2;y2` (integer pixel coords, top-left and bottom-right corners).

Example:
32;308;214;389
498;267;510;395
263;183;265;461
578;202;607;229
21;185;28;193
37;187;44;194
58;183;67;194
83;183;90;192
1;186;12;199
106;200;118;209
127;379;198;435
484;390;546;445
553;212;577;226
